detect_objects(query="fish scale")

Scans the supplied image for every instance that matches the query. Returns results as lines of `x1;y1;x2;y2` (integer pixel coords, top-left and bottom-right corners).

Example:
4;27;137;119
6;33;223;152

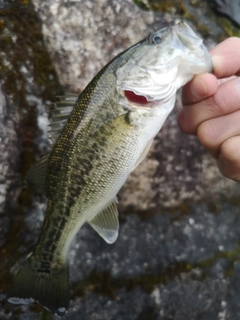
36;110;136;261
7;21;212;315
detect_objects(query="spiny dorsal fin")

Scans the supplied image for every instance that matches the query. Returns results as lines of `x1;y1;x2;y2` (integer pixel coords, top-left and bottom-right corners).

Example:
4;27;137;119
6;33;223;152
25;94;79;191
25;153;50;191
48;94;78;144
88;199;119;244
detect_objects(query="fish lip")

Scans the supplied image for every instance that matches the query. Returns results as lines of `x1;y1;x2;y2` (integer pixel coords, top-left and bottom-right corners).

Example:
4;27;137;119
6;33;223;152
172;21;196;37
117;21;213;111
172;21;213;73
172;21;203;49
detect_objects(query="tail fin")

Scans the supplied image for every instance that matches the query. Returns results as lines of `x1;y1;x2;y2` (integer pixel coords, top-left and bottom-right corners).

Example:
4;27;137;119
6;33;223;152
7;256;70;315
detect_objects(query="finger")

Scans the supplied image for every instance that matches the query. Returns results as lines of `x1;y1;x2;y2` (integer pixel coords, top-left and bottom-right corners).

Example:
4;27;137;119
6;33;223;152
178;77;240;134
210;37;240;78
181;37;240;107
217;136;240;182
181;73;218;106
217;75;237;85
197;110;240;158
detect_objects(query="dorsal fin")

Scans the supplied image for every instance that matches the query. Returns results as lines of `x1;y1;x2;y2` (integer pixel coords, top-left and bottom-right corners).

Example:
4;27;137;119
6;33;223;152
48;94;78;144
25;153;50;191
26;94;79;191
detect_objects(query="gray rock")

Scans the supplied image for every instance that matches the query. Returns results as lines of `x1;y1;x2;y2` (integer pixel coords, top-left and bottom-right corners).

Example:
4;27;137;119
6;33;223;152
31;0;238;211
215;0;240;26
1;0;240;319
0;87;20;247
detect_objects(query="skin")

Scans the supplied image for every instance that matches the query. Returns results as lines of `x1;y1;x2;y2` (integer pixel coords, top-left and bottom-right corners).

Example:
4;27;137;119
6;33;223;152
178;37;240;182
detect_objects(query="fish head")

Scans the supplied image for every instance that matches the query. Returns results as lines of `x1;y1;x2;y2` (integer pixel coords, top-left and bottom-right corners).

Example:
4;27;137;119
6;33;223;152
116;21;212;114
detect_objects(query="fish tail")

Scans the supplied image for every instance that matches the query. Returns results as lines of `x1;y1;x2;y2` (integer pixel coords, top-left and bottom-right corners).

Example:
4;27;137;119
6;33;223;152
7;255;70;315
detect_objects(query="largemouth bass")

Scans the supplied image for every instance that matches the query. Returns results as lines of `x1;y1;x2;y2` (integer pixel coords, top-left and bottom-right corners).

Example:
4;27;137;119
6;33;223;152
7;21;212;314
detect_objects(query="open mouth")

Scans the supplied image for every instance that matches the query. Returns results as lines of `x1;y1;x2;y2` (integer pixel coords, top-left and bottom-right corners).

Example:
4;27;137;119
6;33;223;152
124;90;149;105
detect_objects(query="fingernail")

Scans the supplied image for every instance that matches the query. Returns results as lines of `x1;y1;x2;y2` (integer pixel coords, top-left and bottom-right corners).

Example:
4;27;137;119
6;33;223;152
211;56;223;75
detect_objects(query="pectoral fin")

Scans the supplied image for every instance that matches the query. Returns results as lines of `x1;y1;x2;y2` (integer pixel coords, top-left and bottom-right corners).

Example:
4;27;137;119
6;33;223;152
88;199;119;244
131;139;153;172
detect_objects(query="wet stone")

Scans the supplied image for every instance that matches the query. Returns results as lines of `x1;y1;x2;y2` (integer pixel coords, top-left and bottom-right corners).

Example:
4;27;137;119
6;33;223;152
215;0;240;26
0;0;240;319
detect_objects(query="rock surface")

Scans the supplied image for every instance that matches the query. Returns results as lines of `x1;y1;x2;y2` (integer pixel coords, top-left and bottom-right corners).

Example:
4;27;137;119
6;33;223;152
0;0;240;319
30;0;238;210
215;0;240;26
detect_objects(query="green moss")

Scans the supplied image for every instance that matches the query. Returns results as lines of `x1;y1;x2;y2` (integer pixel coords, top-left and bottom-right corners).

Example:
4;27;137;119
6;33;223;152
136;307;158;320
228;197;240;208
133;0;150;10
40;309;52;320
207;201;219;215
134;0;185;14
0;0;63;308
1;1;240;317
217;17;240;38
0;0;63;190
0;18;5;32
133;0;240;41
73;242;240;301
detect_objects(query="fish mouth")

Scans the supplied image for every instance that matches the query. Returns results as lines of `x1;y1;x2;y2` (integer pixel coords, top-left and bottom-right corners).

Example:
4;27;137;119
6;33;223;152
122;89;169;109
118;21;212;110
122;78;176;108
173;21;203;49
124;90;149;105
172;21;213;72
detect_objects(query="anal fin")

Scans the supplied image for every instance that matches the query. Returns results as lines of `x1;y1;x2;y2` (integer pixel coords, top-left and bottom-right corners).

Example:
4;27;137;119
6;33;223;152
88;199;119;244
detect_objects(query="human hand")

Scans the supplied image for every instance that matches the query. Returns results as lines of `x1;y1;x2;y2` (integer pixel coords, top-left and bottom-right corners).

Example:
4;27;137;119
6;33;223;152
178;37;240;182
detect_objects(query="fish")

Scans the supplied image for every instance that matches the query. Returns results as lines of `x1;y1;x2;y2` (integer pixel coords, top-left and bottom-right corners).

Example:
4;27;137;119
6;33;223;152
7;21;212;315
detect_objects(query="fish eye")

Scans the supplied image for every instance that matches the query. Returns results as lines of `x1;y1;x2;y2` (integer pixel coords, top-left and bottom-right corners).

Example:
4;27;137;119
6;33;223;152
153;35;162;44
148;33;162;45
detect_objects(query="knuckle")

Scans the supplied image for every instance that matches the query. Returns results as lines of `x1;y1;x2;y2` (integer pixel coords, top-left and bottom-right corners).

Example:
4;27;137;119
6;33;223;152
199;94;226;117
219;138;239;163
217;138;240;182
197;120;217;148
211;90;228;114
